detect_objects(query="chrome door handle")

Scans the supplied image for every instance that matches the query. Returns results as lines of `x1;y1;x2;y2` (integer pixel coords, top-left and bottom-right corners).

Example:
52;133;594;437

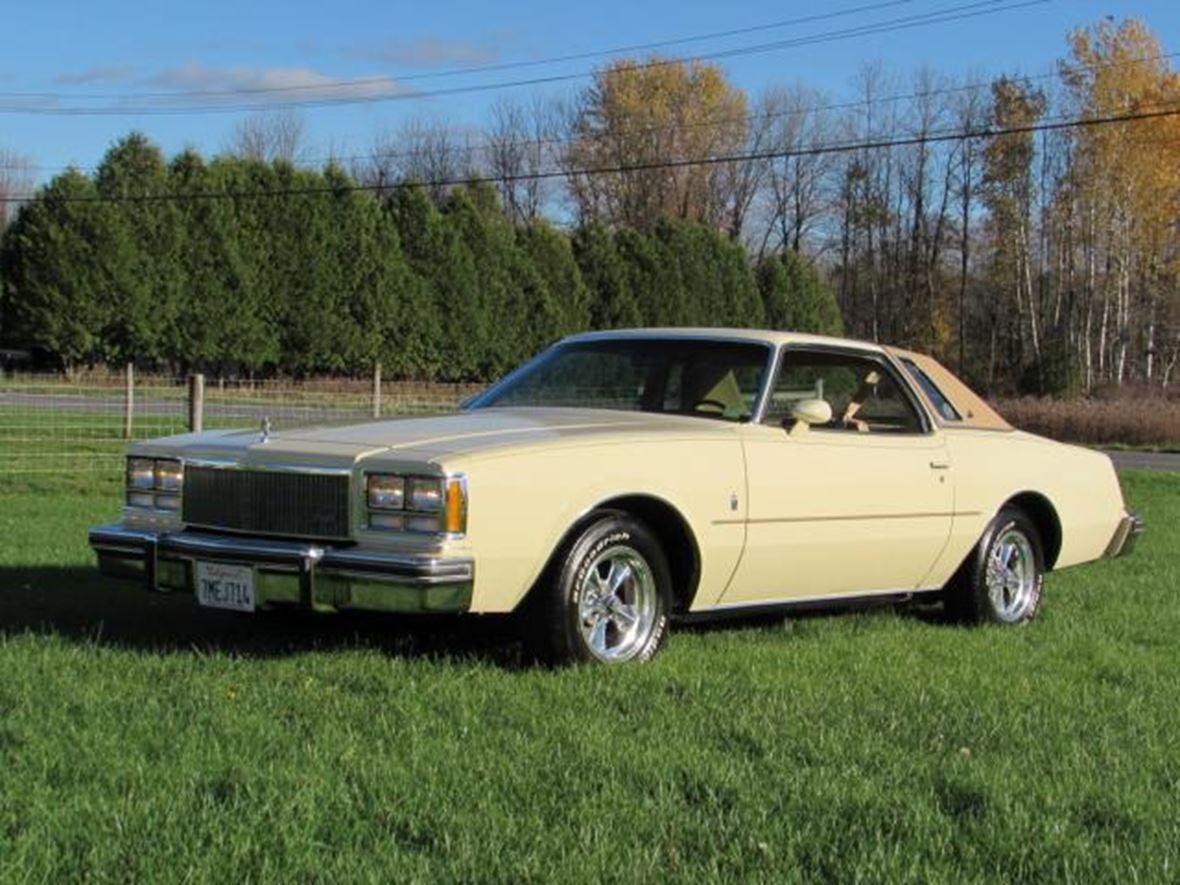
930;460;951;470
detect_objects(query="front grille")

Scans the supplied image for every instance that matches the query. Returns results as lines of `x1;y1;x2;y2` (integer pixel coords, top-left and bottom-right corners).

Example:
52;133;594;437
183;466;351;540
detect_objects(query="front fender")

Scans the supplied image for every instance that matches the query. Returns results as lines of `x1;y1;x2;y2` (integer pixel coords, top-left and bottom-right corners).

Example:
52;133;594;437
449;438;747;612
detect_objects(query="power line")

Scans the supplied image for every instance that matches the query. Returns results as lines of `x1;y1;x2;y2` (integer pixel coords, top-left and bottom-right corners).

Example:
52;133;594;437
325;48;1180;171
3;0;925;102
0;0;1049;116
3;104;1176;204
11;42;1173;177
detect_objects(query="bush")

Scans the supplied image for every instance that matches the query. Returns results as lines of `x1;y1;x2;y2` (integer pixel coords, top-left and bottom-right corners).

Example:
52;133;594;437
993;396;1180;448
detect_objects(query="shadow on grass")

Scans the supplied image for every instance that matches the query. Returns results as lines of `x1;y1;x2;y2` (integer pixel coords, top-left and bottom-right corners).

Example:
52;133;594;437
0;565;525;667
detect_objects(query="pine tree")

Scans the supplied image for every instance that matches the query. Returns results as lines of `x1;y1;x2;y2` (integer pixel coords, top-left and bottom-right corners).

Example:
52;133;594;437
572;222;642;329
757;250;844;335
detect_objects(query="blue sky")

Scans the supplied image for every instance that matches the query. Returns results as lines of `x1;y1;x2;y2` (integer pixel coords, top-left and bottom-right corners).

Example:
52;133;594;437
3;0;1177;184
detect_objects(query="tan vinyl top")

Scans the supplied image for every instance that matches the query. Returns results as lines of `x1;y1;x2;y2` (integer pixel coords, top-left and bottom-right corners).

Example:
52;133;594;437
886;347;1012;431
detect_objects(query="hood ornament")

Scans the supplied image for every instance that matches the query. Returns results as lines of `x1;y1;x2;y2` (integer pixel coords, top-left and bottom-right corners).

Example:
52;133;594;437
259;417;272;444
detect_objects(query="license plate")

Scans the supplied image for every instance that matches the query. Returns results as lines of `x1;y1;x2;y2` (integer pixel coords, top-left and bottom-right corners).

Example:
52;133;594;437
196;561;256;613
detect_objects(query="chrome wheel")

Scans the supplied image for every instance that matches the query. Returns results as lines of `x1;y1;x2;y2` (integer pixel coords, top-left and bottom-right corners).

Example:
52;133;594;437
577;544;658;662
985;527;1038;622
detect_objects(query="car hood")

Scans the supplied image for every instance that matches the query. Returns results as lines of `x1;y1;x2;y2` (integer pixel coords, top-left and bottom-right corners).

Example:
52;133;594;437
144;408;736;468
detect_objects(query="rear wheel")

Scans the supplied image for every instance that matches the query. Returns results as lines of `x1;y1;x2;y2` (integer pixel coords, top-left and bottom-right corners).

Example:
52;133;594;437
945;507;1044;625
525;512;671;665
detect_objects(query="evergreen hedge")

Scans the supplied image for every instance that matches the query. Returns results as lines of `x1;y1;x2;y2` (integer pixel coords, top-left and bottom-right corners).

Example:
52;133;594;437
0;134;843;379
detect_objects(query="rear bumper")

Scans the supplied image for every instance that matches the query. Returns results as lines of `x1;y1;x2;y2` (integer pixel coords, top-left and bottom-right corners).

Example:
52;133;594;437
88;523;473;614
1103;511;1145;559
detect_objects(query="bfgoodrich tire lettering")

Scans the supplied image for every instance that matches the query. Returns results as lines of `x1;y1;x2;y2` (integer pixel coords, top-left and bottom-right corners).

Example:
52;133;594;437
526;511;671;665
945;506;1045;625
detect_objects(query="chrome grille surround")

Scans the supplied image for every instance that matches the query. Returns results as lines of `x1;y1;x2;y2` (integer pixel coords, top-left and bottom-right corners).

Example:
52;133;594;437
182;464;351;541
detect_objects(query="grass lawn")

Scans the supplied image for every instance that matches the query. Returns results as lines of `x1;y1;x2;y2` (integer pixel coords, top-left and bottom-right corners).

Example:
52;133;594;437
0;470;1176;882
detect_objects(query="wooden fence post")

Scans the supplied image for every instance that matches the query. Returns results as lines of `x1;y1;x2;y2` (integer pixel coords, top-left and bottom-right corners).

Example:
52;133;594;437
189;373;205;433
123;362;134;440
373;362;382;419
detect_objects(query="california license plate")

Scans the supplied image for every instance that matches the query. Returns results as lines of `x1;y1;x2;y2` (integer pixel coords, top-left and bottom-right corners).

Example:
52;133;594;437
196;561;256;612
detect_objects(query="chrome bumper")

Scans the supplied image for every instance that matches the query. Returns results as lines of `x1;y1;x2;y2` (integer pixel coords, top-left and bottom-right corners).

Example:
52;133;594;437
1103;511;1145;559
88;523;474;614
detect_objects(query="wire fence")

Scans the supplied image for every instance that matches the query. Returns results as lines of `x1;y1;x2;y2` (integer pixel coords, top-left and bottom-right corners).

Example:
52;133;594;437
0;368;481;479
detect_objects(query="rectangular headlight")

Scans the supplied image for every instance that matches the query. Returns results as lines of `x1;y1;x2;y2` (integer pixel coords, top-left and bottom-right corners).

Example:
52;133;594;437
366;472;466;536
408;477;443;512
127;456;183;511
406;514;444;533
368;511;406;531
127;491;155;509
155;459;183;492
367;474;405;510
127;457;156;490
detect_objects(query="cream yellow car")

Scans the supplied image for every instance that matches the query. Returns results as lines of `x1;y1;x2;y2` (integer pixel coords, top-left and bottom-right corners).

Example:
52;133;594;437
89;329;1142;664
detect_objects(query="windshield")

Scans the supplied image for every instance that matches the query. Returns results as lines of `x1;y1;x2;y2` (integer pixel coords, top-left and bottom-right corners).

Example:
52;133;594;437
470;339;772;422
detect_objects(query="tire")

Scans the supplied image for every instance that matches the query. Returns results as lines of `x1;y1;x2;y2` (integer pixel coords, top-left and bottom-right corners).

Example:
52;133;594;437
524;511;671;665
944;506;1045;625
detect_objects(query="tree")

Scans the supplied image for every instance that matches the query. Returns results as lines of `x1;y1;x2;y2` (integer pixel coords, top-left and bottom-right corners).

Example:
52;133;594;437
92;132;179;367
486;95;562;225
0;147;34;231
363;119;472;207
565;57;747;229
388;184;477;379
1060;18;1180;388
756;85;835;257
757;250;843;336
0;170;107;366
982;77;1047;388
518;219;591;335
226;110;306;163
573;223;642;329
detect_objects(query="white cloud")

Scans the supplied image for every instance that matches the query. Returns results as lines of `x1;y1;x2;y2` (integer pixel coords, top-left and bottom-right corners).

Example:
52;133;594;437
352;35;503;68
138;63;403;104
52;65;136;86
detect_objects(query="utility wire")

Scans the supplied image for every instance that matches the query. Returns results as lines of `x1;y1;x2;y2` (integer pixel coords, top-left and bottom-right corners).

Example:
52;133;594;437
2;0;925;101
3;104;1176;204
9;43;1173;177
0;0;1049;115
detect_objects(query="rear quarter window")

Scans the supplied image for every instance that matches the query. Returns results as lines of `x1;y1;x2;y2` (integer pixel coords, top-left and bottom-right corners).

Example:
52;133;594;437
902;359;962;422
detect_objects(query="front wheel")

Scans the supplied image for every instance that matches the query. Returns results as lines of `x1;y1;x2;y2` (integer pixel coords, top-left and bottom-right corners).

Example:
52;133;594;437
525;512;671;665
945;507;1044;625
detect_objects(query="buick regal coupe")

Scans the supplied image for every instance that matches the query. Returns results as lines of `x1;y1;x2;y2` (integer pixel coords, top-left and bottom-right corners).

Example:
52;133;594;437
89;329;1142;664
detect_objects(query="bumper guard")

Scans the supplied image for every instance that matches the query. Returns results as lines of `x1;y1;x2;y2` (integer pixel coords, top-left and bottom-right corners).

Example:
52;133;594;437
1103;511;1145;559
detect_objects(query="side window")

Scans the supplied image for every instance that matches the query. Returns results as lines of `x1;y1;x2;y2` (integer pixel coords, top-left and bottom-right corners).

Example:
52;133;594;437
763;350;925;434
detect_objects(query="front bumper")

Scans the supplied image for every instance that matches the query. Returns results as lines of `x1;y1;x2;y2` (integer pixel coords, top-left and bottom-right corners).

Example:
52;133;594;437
1103;511;1145;559
88;523;473;614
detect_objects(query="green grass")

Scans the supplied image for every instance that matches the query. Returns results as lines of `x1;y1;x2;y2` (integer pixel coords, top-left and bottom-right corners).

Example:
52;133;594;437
0;471;1177;882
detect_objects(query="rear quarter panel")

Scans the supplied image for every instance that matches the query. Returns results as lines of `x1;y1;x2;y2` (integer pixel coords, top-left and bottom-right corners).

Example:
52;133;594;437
925;429;1126;586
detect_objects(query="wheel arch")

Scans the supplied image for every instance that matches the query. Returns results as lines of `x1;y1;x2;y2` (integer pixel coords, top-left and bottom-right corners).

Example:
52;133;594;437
517;493;702;615
1001;491;1063;570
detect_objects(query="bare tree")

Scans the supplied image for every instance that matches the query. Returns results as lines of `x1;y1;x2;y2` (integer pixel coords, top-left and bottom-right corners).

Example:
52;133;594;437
950;74;989;373
486;95;562;224
357;119;474;206
757;85;836;257
716;90;775;241
226;110;306;163
0;147;34;229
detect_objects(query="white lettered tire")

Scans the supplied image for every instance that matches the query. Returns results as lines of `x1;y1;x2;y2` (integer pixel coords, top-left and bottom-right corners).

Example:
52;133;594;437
526;512;671;665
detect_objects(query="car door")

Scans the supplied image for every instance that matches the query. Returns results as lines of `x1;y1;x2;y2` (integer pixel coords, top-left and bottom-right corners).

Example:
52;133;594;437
721;346;954;606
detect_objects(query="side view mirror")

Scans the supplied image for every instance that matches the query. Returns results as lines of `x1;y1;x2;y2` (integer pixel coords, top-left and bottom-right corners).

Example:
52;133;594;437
787;398;832;436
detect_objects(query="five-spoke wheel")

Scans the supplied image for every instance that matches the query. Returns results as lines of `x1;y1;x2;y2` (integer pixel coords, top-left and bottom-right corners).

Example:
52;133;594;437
945;506;1044;625
525;511;670;665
